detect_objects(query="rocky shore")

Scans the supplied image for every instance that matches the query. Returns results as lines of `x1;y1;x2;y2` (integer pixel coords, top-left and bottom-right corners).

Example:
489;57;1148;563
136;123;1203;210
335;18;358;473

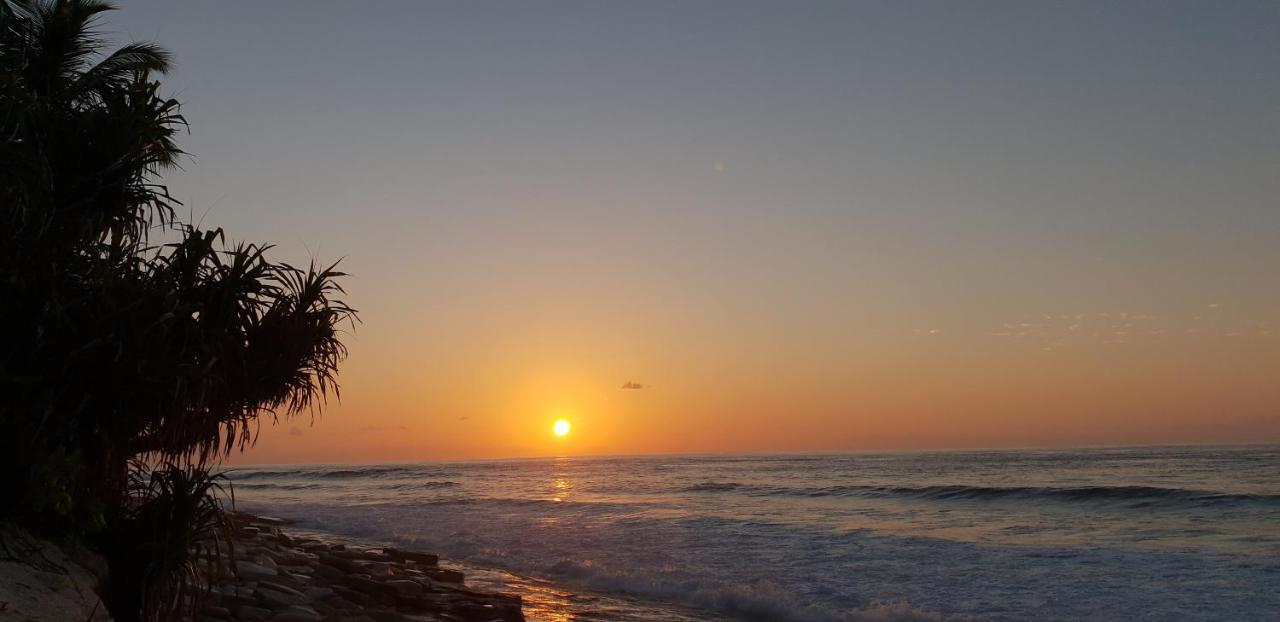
200;513;524;622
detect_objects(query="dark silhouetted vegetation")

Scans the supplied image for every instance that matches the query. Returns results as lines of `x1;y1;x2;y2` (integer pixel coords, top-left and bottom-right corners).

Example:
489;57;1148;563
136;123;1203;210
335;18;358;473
0;1;355;619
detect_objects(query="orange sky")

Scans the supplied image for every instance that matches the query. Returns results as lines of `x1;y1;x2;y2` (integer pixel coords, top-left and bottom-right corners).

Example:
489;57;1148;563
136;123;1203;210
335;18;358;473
235;300;1280;463
112;3;1280;464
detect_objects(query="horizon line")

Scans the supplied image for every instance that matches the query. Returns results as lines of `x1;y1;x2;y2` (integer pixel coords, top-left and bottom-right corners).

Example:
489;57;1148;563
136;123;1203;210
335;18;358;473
223;439;1279;468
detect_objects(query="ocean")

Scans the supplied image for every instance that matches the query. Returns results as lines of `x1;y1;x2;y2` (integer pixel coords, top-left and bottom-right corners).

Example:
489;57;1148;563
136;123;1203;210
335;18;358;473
226;445;1280;621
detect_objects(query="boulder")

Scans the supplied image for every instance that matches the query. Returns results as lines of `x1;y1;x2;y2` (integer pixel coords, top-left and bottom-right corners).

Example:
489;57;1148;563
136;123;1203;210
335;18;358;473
236;605;273;621
271;550;316;566
423;567;464;583
343;575;398;600
385;548;439;566
200;604;232;618
362;561;395;577
384;579;423;597
270;613;320;622
270;605;322;621
318;553;362;574
258;585;307;608
236;560;279;580
303;586;335;600
313;562;347;580
332;585;375;606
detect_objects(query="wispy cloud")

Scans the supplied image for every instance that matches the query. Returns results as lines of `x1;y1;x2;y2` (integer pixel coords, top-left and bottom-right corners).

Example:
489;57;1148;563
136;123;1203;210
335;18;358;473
988;307;1274;347
288;427;304;437
620;381;645;390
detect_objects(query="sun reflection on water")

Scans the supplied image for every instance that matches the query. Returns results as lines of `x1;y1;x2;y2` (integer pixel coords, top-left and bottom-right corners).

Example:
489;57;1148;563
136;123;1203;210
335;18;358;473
550;457;575;503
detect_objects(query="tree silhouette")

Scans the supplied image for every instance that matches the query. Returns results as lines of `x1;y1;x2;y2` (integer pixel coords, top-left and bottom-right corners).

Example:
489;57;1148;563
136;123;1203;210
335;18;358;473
1;2;356;618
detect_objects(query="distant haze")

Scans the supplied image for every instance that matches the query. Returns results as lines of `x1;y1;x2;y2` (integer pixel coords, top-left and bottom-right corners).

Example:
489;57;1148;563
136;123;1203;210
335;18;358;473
112;1;1280;462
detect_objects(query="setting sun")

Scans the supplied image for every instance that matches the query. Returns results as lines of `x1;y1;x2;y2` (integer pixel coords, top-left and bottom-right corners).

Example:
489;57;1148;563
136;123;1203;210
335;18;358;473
553;419;571;437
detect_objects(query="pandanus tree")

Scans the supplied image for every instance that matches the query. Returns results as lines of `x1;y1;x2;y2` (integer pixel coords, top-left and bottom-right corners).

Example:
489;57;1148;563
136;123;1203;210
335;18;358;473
1;1;356;618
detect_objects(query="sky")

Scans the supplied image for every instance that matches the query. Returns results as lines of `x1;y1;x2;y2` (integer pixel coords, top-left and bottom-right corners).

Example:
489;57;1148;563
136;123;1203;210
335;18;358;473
109;1;1280;462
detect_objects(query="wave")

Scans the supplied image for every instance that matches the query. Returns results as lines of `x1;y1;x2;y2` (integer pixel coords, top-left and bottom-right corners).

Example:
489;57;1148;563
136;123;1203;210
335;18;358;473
681;482;744;492
677;482;1280;508
543;558;956;622
221;465;449;480
233;480;460;491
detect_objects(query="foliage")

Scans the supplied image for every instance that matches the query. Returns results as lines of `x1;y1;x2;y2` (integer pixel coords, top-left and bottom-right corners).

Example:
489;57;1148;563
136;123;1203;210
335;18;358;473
96;463;234;622
0;1;355;618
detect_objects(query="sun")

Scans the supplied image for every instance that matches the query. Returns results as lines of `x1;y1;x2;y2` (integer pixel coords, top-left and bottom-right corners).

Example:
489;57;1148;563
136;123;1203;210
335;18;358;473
553;419;571;437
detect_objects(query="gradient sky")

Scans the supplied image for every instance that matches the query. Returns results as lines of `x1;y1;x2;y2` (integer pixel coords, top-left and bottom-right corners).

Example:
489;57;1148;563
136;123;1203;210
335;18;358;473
111;1;1280;462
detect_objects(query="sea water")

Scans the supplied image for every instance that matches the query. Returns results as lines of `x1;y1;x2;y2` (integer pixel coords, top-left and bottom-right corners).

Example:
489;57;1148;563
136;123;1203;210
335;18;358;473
226;445;1280;621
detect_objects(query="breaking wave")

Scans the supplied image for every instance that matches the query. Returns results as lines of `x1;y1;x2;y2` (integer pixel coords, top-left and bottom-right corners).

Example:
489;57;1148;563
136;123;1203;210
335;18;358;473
233;480;460;491
222;465;449;480
677;482;1280;508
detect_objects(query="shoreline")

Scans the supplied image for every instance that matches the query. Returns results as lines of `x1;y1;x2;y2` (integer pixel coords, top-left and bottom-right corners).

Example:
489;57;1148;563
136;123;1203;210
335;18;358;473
205;513;524;622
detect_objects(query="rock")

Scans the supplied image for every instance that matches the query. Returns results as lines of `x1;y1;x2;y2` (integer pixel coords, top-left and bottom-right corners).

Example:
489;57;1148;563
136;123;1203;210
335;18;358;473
262;574;307;591
313;562;347;580
369;611;421;622
211;516;521;622
385;548;439;566
423;567;465;583
0;523;113;622
201;604;232;618
270;605;323;621
318;553;362;573
331;548;389;562
258;585;307;608
215;589;260;609
384;579;423;596
343;575;398;600
332;585;375;606
283;571;314;584
236;560;279;579
326;597;361;611
236;605;274;621
270;610;320;621
260;579;307;598
272;550;315;565
450;600;522;622
362;561;395;576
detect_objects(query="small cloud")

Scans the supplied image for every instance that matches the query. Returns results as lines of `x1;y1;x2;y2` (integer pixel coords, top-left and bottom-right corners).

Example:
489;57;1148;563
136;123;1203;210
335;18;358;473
1208;303;1222;309
620;381;645;390
712;161;727;174
458;416;470;421
288;427;304;437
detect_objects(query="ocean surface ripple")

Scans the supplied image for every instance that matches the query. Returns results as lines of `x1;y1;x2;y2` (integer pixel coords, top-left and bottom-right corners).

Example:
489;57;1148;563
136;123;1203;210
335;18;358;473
227;445;1280;621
